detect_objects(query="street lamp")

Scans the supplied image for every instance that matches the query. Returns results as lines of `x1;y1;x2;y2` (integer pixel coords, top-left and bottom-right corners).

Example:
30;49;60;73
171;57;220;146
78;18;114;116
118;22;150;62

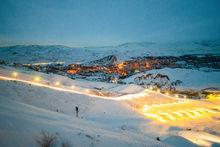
12;72;18;78
55;81;60;86
34;76;41;82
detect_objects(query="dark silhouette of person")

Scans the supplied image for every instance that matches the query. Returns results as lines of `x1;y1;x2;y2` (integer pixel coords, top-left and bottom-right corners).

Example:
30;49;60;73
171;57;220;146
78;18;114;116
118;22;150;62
75;106;79;117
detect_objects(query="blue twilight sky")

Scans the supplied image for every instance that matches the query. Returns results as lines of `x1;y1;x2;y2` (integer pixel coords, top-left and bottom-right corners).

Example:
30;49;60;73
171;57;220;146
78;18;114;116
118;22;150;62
0;0;220;47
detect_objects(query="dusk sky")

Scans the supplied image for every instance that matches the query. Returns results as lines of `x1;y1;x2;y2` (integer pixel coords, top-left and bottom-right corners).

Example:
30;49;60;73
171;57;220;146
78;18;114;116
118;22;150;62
0;0;220;47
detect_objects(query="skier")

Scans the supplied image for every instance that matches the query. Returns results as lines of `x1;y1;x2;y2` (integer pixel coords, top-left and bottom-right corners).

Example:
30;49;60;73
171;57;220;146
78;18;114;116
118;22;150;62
75;106;79;117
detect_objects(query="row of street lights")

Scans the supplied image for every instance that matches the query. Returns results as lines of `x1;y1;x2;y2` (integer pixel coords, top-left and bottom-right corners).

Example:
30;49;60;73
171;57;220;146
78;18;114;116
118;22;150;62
11;71;60;86
10;71;187;99
10;71;79;91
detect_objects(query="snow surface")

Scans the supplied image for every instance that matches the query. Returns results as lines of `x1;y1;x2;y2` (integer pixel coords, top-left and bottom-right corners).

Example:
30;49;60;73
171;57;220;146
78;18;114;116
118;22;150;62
0;66;197;147
0;98;168;147
0;41;220;64
0;65;144;95
122;68;220;90
0;79;169;147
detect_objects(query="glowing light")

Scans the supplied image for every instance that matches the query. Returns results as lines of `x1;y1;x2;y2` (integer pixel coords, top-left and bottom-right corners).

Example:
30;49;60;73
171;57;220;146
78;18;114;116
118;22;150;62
85;89;90;93
173;112;183;117
188;110;203;117
117;62;125;69
67;69;78;74
179;131;220;147
148;86;153;90
160;112;176;120
158;117;166;122
157;89;161;93
207;94;220;100
179;110;197;118
200;108;216;114
143;112;158;118
165;92;169;96
142;105;151;111
34;76;41;82
55;81;60;86
11;72;18;77
175;94;179;98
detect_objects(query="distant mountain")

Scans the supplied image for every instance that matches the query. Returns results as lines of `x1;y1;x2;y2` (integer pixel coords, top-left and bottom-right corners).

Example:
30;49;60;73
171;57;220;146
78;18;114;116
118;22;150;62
0;45;98;64
117;42;156;48
0;40;220;65
85;55;119;66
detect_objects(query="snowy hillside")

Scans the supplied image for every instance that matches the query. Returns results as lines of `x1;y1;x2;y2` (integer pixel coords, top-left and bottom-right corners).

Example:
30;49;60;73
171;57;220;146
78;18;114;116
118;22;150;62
0;67;172;147
1;0;220;146
0;97;166;147
0;41;220;146
0;41;220;64
122;68;220;90
0;64;219;147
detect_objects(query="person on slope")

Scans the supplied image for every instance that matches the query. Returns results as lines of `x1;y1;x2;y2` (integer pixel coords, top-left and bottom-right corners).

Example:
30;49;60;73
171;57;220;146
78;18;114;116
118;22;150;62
75;106;79;117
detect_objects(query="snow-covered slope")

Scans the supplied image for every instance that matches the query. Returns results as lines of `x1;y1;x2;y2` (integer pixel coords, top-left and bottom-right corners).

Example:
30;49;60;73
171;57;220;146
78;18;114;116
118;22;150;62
0;65;200;147
122;68;220;90
0;98;168;147
0;41;220;64
0;65;144;95
0;45;100;64
0;79;170;147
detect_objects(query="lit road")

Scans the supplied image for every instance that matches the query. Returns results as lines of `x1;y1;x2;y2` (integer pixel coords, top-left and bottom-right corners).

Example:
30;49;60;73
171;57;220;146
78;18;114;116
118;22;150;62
0;74;121;100
127;92;220;146
128;92;220;125
0;71;148;101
